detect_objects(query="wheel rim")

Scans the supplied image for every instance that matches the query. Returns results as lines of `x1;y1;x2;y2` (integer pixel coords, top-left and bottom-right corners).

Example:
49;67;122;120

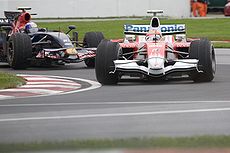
211;46;216;75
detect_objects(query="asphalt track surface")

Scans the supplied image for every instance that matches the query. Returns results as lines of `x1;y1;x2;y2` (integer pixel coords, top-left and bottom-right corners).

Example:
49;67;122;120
0;48;230;143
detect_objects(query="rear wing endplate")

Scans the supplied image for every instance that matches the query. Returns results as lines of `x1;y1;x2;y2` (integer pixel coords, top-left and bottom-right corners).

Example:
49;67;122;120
4;11;21;20
124;24;186;35
0;18;11;27
0;18;9;23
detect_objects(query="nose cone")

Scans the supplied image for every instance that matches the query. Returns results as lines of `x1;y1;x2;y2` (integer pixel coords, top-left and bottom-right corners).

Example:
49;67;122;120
148;58;165;75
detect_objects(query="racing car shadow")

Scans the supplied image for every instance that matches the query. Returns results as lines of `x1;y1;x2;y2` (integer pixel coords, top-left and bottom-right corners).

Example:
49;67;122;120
0;62;91;71
117;77;197;86
28;65;89;71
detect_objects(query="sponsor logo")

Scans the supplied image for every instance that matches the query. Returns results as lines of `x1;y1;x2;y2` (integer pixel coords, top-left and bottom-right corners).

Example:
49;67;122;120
124;24;185;34
124;25;149;33
0;18;9;23
148;44;163;48
161;25;185;33
120;43;136;48
174;42;190;48
152;48;160;52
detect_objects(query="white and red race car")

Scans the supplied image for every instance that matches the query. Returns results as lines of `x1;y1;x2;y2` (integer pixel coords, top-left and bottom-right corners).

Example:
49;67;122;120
95;17;216;85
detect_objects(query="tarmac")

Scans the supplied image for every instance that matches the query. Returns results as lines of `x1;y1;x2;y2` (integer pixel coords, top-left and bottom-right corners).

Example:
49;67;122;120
19;148;230;153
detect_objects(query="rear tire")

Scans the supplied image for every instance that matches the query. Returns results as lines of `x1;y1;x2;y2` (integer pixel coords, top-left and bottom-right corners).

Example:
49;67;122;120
0;33;5;50
0;33;7;61
7;33;32;69
95;40;119;85
189;38;216;82
83;32;104;68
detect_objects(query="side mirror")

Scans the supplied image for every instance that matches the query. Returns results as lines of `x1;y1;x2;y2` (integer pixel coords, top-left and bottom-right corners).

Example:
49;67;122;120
66;25;76;34
68;25;76;30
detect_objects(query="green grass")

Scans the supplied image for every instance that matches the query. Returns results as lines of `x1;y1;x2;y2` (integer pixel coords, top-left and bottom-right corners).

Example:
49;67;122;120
0;72;25;89
37;18;230;43
213;42;230;48
0;136;230;153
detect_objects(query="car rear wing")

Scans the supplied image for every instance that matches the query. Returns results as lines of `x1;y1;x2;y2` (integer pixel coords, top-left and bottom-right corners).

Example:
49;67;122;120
124;24;186;35
0;18;10;23
4;11;21;20
0;18;11;27
3;7;35;20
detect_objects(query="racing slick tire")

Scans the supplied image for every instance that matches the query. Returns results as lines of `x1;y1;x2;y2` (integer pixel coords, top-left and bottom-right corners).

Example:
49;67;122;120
0;33;7;55
0;33;8;63
7;33;32;69
95;39;119;85
189;38;216;82
83;32;104;68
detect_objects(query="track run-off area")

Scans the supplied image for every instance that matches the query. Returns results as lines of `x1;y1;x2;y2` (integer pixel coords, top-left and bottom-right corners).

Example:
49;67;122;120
0;74;101;100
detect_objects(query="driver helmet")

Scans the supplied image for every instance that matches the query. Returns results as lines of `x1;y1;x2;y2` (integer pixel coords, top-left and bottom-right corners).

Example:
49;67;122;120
25;22;38;34
146;30;162;41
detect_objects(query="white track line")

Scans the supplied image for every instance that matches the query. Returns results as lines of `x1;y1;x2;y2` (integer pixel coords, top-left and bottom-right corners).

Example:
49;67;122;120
26;81;81;85
0;100;229;107
0;107;230;122
0;95;15;100
2;88;62;94
21;84;81;88
24;77;74;82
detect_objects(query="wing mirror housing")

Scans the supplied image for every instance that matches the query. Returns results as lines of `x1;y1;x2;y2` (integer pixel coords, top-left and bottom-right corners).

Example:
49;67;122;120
66;25;76;34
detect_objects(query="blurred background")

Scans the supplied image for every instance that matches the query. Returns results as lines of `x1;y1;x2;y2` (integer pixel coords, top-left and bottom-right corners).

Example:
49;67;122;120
0;0;229;18
0;0;190;18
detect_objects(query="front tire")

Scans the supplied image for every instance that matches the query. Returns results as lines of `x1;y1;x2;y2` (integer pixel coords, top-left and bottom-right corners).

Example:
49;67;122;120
7;33;32;69
95;40;119;85
83;32;104;68
189;38;216;82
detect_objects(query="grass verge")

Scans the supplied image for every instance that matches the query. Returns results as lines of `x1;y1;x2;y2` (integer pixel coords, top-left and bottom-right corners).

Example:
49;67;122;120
213;42;230;48
1;136;230;153
37;18;230;46
0;72;26;89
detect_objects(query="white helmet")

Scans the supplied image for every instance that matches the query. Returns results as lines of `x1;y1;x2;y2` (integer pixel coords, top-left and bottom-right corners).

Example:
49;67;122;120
145;30;162;42
25;22;38;33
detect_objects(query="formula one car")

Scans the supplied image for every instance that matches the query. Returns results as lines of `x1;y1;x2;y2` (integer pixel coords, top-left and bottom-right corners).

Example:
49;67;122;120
0;7;104;69
95;17;216;85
